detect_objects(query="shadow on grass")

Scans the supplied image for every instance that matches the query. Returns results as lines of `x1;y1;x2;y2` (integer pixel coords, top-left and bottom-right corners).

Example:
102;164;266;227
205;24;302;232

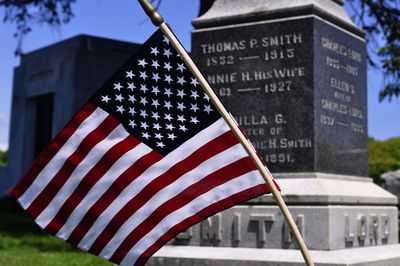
0;197;78;252
0;197;112;265
0;197;49;237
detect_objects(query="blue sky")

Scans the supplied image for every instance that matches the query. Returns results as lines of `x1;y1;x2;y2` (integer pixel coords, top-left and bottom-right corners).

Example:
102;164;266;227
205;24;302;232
0;0;399;151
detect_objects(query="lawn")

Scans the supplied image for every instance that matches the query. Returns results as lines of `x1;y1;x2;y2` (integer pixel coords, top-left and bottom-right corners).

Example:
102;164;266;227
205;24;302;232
0;197;111;266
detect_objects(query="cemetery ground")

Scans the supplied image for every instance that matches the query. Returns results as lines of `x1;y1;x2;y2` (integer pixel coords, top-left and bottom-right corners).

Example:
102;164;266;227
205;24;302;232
0;197;111;266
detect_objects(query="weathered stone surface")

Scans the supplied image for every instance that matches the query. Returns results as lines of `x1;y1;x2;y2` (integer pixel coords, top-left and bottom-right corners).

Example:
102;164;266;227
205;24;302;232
192;15;368;176
251;175;398;205
381;169;400;205
193;0;362;37
149;244;400;266
168;204;398;250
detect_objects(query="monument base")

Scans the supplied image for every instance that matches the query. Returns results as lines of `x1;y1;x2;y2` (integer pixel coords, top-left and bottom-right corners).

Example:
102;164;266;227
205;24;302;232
150;245;400;266
147;174;398;265
164;174;397;250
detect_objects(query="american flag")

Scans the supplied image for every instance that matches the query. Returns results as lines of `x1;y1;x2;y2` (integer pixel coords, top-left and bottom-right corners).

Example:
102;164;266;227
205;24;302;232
8;30;277;266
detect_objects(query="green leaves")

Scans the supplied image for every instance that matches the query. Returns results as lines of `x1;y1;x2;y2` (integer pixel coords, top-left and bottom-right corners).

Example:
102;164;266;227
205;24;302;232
1;0;76;55
348;0;400;102
0;150;7;166
368;137;400;184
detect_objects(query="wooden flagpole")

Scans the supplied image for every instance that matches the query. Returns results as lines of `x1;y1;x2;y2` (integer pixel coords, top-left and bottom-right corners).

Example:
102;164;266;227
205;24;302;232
138;1;314;265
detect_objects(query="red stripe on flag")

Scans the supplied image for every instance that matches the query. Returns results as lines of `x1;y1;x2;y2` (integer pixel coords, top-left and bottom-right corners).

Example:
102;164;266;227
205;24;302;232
136;184;268;266
44;135;141;235
88;130;238;255
110;156;256;263
26;115;120;218
7;102;97;198
67;150;163;246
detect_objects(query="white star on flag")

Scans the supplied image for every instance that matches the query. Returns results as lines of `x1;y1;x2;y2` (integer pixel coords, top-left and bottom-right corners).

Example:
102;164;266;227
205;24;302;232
139;84;148;93
127;82;136;91
190;77;199;87
177;90;186;98
126;71;135;79
164;75;173;84
129;120;136;128
151;112;160;120
163;48;172;58
151;60;160;69
128;95;136;103
150;47;159;56
164;88;173;97
139;71;148;80
151;86;160;95
140;109;148;118
113;83;123;91
138;59;148;67
177;76;186;85
164;62;172;71
115;94;124;102
152;73;161;82
177;63;185;72
116;105;125;113
101;95;111;103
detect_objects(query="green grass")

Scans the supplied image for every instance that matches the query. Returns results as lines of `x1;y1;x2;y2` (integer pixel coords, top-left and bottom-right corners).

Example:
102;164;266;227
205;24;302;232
0;198;111;266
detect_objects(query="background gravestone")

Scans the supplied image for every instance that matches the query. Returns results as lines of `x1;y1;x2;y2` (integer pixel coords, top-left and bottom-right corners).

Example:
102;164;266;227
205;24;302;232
382;170;400;206
150;0;400;265
0;35;139;195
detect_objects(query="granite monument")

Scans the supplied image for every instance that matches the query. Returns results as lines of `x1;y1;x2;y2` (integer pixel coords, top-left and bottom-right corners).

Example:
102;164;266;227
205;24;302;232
149;0;400;265
382;169;400;207
0;35;139;195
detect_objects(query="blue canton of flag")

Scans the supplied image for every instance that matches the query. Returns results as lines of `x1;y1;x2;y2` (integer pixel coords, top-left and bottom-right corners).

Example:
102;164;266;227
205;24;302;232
93;31;220;155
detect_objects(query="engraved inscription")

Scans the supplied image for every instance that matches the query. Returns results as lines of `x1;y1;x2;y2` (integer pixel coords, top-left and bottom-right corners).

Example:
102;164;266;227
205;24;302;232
283;214;304;248
345;214;390;246
201;214;222;242
249;214;275;242
193;18;367;174
193;22;311;172
176;228;193;240
233;213;241;242
381;215;390;243
321;37;362;62
233;113;310;164
319;34;365;135
369;215;379;245
172;211;392;249
358;215;367;243
29;68;54;81
199;32;306;100
344;214;355;243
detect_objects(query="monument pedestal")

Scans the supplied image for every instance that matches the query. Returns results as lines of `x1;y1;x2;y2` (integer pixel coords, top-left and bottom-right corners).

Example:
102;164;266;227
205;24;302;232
150;245;400;266
148;174;399;265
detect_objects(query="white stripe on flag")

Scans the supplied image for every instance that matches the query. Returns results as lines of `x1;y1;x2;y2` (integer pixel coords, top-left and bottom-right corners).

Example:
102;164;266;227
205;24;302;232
35;124;129;229
121;170;263;265
56;142;153;240
99;143;245;257
18;107;109;209
78;118;230;250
